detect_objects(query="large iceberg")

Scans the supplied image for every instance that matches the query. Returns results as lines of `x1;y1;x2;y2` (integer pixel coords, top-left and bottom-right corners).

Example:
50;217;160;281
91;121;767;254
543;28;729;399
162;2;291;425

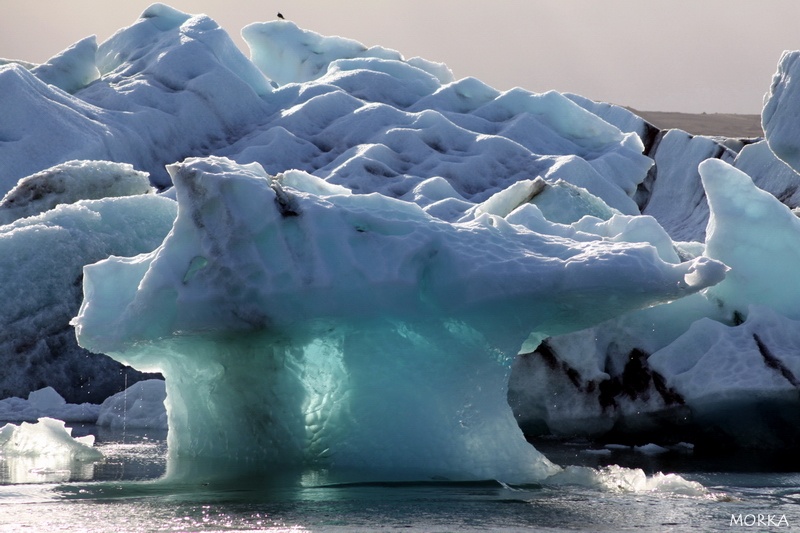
3;2;800;483
72;156;722;482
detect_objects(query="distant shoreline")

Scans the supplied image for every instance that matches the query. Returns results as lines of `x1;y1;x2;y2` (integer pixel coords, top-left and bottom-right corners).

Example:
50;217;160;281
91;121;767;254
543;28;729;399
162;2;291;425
630;108;763;138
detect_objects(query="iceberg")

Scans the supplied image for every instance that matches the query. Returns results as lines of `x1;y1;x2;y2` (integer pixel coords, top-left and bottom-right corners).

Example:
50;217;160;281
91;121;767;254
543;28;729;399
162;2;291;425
0;417;101;460
73;156;723;482
0;417;103;484
0;387;99;423
509;157;800;447
97;379;167;431
0;182;175;403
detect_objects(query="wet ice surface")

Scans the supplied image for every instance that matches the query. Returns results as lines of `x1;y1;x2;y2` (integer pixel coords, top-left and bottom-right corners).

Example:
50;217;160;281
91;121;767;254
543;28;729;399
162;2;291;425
2;431;800;532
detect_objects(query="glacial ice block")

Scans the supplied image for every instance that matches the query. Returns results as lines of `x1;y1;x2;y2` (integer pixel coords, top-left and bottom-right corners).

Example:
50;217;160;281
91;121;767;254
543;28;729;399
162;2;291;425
73;156;725;483
0;417;102;460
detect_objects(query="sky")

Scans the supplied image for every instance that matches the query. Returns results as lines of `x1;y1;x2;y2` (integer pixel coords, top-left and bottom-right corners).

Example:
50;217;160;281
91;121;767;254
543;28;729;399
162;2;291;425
3;1;800;114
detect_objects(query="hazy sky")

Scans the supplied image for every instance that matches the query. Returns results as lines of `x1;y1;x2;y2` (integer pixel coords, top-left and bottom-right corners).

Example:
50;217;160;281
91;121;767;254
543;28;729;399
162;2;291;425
3;1;800;114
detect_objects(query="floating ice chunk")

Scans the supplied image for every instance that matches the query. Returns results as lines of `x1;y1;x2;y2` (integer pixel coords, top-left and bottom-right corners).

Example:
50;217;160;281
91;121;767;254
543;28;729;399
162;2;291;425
0;160;152;225
27;387;66;411
634;443;669;454
0;417;102;461
507;288;728;440
548;464;705;496
97;379;167;430
580;448;612;456
0;388;99;423
73;156;725;483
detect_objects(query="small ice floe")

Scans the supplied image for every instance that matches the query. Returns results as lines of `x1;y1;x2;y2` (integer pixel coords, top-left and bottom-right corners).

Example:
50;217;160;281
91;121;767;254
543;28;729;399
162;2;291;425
634;443;670;455
0;417;102;461
580;448;613;456
547;464;706;496
0;417;103;484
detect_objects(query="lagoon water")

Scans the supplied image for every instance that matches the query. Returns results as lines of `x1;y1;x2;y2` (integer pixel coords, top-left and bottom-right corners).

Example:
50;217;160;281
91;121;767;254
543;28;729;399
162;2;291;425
2;427;799;532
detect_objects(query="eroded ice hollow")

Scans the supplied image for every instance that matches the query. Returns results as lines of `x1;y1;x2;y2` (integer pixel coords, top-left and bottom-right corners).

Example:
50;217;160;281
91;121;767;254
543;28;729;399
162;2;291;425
73;157;724;483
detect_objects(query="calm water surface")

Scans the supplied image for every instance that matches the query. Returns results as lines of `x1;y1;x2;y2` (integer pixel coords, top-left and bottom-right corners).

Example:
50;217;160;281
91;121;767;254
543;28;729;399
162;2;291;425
1;427;799;532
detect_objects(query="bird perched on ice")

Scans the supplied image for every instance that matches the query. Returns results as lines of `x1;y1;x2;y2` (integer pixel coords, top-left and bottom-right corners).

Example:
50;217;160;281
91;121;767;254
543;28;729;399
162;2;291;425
277;12;285;20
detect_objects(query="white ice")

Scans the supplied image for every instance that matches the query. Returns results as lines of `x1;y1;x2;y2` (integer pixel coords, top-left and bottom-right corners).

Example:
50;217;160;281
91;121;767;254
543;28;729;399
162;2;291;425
0;417;101;460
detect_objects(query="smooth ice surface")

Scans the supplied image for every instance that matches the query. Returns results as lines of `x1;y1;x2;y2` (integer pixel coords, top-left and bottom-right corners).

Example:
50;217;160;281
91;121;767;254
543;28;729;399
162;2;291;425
73;156;724;482
701;158;800;318
242;19;452;87
733;140;800;210
30;36;99;94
